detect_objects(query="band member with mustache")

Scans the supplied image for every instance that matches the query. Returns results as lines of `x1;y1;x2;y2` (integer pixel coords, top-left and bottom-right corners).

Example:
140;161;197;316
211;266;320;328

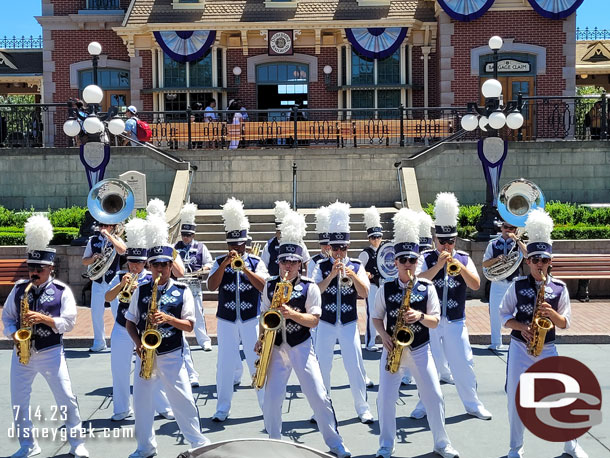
207;197;268;422
2;215;89;458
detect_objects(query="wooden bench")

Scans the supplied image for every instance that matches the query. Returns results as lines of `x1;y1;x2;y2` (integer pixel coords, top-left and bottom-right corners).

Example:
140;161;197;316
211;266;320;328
0;259;29;286
551;254;610;302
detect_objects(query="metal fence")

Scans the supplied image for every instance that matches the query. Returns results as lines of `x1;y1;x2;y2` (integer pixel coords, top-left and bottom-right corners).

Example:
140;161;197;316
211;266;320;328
576;27;610;41
0;35;43;49
0;97;608;149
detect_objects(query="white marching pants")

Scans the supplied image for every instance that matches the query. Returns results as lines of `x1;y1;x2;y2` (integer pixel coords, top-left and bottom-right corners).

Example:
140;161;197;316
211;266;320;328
215;318;264;415
183;337;199;384
377;344;451;451
193;292;211;347
263;338;344;449
133;348;208;452
489;281;511;347
91;280;109;348
110;323;171;415
429;326;452;380
314;320;370;416
10;347;84;448
506;339;581;453
365;284;379;348
417;317;484;414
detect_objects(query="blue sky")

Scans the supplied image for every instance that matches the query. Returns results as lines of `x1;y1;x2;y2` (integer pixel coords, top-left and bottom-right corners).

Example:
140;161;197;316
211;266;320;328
0;0;607;39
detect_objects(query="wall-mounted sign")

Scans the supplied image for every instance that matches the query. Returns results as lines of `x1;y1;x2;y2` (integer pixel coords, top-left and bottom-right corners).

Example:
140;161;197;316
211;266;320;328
268;30;293;56
486;59;531;73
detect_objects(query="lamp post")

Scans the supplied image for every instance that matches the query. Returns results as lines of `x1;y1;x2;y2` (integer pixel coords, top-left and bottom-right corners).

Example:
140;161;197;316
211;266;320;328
87;41;102;86
460;36;525;241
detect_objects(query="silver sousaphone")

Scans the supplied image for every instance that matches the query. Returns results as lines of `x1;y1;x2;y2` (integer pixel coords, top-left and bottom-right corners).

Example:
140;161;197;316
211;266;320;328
84;179;135;281
483;178;545;282
376;241;398;281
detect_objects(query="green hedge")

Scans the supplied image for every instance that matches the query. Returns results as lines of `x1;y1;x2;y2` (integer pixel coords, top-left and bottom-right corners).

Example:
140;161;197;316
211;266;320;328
0;228;79;246
0;206;87;228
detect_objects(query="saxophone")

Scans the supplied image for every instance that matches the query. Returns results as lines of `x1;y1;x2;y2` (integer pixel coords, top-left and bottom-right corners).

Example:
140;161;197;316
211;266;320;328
139;274;162;379
385;271;416;373
252;272;291;390
527;270;554;357
15;282;34;365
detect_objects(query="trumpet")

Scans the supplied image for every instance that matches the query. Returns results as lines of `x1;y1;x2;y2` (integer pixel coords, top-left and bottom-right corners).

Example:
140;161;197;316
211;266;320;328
231;254;244;271
337;259;353;288
118;272;139;304
446;256;461;276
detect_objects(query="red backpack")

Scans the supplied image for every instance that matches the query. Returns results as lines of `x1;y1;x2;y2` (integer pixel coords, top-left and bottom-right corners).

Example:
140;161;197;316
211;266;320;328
135;118;152;142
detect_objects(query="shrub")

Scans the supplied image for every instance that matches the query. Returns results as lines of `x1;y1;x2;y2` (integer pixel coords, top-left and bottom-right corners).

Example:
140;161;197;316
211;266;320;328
48;207;87;228
0;228;79;245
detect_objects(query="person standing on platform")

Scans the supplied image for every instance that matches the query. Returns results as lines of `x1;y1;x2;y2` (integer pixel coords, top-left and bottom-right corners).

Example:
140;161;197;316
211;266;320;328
3;215;89;458
262;201;292;277
308;206;331;279
207;197;268;422
314;201;374;424
175;203;213;352
259;210;352;458
500;209;588;458
411;193;492;422
359;206;384;352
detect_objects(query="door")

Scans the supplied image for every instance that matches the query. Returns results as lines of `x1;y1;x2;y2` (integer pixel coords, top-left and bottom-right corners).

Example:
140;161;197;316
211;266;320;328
104;91;130;112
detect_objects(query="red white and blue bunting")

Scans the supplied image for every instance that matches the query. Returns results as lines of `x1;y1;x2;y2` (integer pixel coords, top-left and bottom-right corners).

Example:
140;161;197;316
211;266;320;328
153;30;216;63
345;28;407;60
438;0;583;21
526;0;585;19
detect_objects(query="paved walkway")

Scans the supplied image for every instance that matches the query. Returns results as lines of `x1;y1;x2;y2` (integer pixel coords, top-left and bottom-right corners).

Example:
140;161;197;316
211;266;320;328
1;299;608;347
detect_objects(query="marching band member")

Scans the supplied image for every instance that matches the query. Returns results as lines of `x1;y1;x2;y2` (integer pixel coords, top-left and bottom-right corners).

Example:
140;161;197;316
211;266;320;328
3;215;89;458
207;197;268;422
104;218;173;422
373;209;459;458
259;210;352;458
482;219;526;350
125;214;210;458
411;193;491;421
262;201;292;277
308;206;331;279
175;203;213;352
500;209;587;458
359;206;384;352
314;201;374;424
81;218;126;352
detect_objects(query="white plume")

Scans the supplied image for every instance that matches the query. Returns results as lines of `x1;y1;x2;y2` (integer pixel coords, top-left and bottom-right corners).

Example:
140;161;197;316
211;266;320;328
279;211;307;245
274;201;292;223
392;208;419;244
125;218;147;249
418;212;433;239
180;202;197;225
145;214;169;248
222;197;248;231
147;198;166;218
328;201;350;233
525;208;554;244
434;192;460;227
363;206;381;230
315;206;330;234
25;214;54;251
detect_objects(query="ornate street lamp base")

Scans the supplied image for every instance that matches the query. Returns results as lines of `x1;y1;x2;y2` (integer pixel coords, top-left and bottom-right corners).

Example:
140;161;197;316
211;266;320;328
475;204;500;241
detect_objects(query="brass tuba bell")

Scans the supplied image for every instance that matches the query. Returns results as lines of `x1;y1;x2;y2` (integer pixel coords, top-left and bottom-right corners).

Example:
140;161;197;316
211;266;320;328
87;178;135;225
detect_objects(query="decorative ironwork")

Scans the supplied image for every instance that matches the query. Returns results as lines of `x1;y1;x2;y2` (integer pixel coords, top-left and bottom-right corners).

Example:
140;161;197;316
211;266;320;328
576;27;610;41
0;36;43;49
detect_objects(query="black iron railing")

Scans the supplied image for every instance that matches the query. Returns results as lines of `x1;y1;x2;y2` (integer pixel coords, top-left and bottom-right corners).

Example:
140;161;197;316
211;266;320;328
0;35;43;49
85;0;121;9
576;27;610;41
0;104;68;148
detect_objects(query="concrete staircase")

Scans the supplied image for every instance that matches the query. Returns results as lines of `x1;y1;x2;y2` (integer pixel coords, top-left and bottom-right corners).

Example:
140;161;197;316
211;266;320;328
193;207;398;301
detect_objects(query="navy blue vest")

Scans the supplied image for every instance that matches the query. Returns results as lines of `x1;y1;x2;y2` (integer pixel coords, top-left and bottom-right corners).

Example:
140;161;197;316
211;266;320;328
266;237;280;277
115;270;151;328
266;276;313;347
363;246;381;287
318;258;362;325
216;254;262;322
383;278;431;350
489;237;520;282
424;250;470;321
134;280;187;355
510;275;564;345
175;240;204;272
14;279;64;351
89;234;121;284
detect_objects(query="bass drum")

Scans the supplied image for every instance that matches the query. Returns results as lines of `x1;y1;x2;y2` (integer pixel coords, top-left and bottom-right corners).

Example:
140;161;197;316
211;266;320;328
375;241;397;280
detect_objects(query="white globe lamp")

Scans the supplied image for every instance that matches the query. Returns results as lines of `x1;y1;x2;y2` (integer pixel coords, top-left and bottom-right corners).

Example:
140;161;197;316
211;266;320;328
506;111;524;130
460;114;479;131
88;41;102;56
82;84;104;105
83;115;104;134
488;110;506;129
63;119;81;137
108;117;126;136
481;79;503;98
488;36;503;51
479;115;489;131
323;65;333;75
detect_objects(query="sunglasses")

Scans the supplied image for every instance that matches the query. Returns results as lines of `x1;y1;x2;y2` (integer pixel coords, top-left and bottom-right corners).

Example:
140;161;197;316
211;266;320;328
529;257;550;265
279;260;300;265
369;235;382;240
181;233;194;237
151;261;170;268
397;256;418;265
502;225;517;230
438;238;455;245
331;245;348;251
28;265;45;273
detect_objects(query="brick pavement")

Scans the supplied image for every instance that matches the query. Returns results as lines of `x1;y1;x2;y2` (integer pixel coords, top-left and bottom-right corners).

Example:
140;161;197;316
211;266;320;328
1;299;607;345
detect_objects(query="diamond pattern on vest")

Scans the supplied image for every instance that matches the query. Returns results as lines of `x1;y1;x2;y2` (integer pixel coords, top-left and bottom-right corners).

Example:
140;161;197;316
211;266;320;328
447;299;459;309
519;288;536;299
223;283;237;292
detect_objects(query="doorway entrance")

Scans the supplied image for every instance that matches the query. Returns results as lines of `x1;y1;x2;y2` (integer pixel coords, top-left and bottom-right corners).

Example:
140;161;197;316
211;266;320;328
256;62;308;121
